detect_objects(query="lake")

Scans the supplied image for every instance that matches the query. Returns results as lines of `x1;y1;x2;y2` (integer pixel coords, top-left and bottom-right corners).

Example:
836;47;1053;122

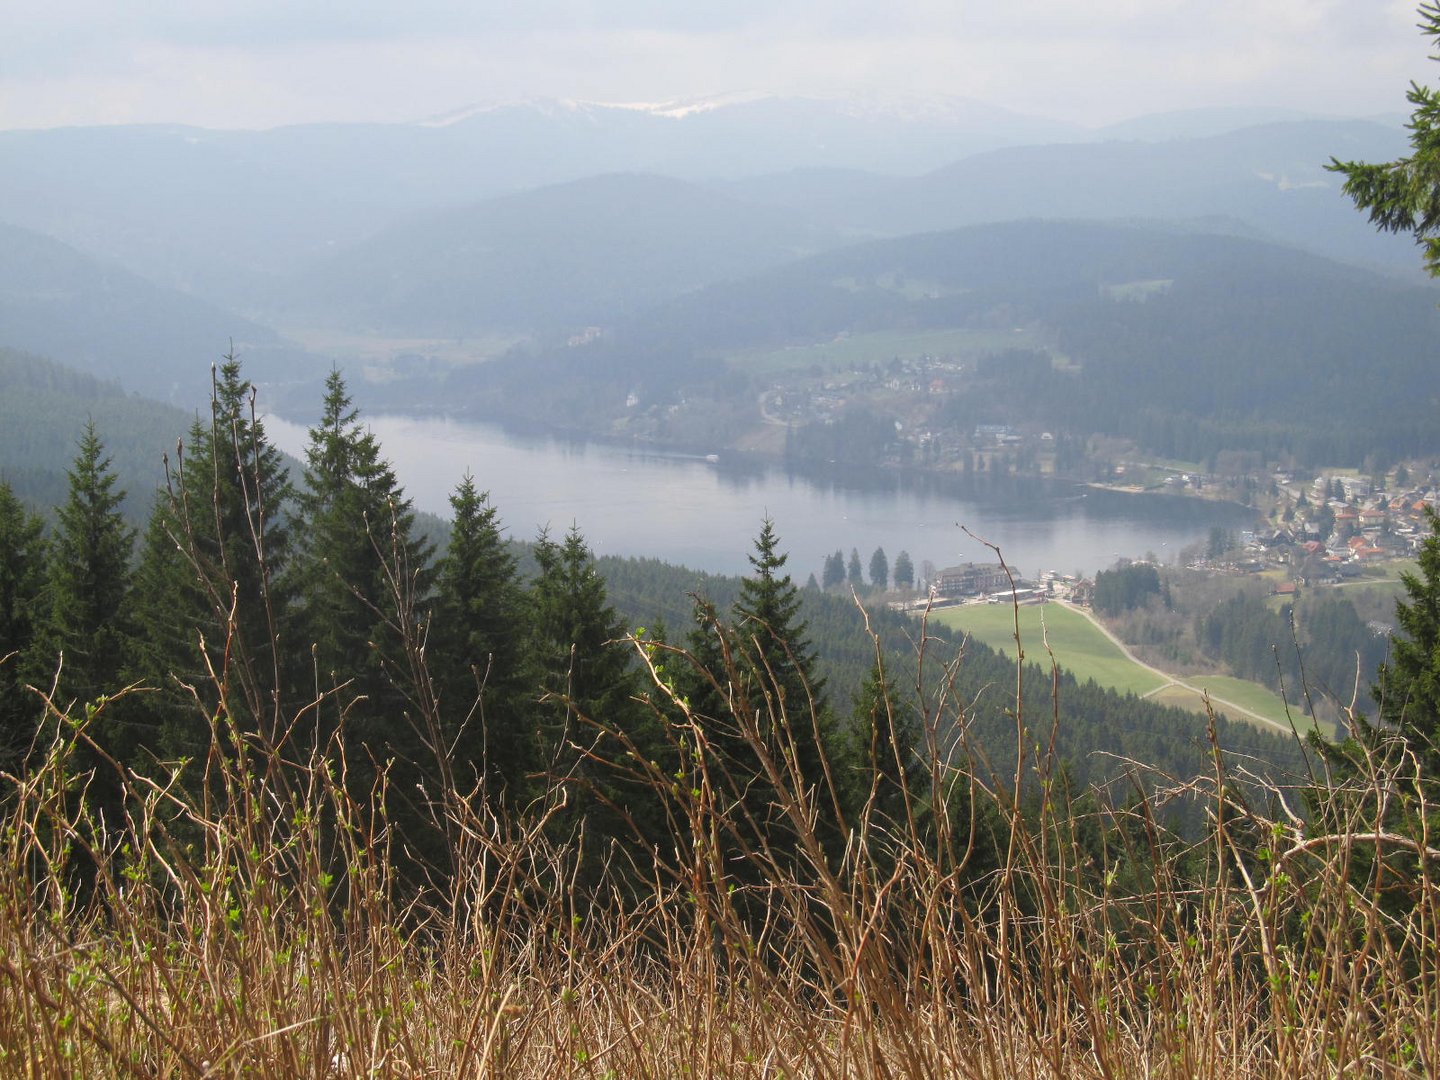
266;414;1257;582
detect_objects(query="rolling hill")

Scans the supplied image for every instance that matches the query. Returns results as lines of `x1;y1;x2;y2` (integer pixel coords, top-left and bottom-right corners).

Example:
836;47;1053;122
277;173;846;336
720;119;1420;275
451;219;1440;468
0;222;328;405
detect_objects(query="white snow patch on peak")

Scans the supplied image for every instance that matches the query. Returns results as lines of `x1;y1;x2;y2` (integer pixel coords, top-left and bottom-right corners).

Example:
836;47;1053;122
413;97;598;126
580;92;774;119
411;90;1029;128
413;92;778;126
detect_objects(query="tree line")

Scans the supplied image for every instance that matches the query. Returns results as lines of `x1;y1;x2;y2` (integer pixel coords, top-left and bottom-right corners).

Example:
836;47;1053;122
817;545;914;593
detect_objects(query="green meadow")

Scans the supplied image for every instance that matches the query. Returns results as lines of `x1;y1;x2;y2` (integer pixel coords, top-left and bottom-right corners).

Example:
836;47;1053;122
927;602;1166;697
724;327;1056;375
927;602;1303;732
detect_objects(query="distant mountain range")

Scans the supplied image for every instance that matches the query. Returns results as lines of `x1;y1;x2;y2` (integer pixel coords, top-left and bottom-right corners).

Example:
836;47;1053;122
0;99;1410;318
0;94;1081;305
718;120;1419;274
263;117;1419;339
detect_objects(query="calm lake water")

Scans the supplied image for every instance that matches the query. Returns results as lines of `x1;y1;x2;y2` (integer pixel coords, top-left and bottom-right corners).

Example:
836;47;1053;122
267;414;1256;581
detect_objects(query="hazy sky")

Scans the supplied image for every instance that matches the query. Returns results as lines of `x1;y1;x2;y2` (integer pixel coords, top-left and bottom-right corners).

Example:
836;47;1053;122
0;0;1429;131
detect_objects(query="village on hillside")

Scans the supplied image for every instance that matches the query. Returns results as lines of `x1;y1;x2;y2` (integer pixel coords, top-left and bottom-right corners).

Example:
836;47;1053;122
904;470;1436;618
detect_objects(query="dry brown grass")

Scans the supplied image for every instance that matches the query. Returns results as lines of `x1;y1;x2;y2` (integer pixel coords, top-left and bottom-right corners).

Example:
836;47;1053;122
3;601;1438;1080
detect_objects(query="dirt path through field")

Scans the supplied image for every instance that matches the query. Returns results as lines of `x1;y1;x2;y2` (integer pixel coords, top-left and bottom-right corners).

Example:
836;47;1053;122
1054;601;1293;735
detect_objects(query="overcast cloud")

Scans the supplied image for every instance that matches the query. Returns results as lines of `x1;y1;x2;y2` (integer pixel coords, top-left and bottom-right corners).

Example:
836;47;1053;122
0;0;1428;130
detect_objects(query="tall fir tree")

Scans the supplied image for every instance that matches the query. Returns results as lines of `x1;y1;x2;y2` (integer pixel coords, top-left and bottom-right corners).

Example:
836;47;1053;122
893;550;915;590
128;358;295;761
1315;12;1440;911
38;423;135;713
292;369;436;833
432;475;536;803
1329;3;1440;278
847;547;864;589
847;658;918;835
33;424;136;822
1371;509;1440;780
530;525;668;878
869;546;889;592
726;519;838;858
0;481;46;775
734;519;827;722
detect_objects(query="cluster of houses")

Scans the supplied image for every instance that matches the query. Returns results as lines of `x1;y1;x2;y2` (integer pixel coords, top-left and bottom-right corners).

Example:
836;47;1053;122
759;351;966;431
754;352;1066;471
1238;474;1438;582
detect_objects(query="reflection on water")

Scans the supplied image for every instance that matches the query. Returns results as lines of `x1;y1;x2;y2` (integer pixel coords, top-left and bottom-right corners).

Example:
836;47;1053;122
266;414;1256;580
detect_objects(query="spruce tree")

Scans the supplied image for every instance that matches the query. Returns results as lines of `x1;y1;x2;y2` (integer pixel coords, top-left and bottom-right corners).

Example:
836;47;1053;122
1317;14;1440;907
735;519;826;715
38;423;135;713
33;424;136;820
1330;3;1440;277
729;519;836;852
1331;8;1440;779
531;526;642;765
0;481;46;774
292;369;435;806
128;359;295;761
848;659;918;832
530;525;667;877
432;475;536;802
1372;509;1440;779
893;550;915;590
869;546;888;592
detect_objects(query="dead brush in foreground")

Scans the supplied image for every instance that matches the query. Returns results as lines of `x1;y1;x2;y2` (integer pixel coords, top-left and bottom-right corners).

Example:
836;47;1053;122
1;608;1438;1079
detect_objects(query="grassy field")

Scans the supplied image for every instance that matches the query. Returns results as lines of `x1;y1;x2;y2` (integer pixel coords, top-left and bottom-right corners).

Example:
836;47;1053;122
928;601;1305;732
1346;559;1417;587
928;602;1167;696
1178;674;1310;731
724;327;1056;375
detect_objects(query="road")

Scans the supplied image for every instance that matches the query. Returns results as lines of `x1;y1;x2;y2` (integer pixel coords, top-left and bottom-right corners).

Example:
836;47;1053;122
1054;601;1296;735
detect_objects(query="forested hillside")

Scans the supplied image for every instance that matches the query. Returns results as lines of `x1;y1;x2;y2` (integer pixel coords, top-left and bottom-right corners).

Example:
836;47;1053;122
0;224;327;403
741;119;1417;272
0;348;188;516
452;220;1440;468
10;0;1440;1065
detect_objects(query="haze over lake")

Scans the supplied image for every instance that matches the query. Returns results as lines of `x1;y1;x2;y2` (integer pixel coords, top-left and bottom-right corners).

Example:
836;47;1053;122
267;414;1254;581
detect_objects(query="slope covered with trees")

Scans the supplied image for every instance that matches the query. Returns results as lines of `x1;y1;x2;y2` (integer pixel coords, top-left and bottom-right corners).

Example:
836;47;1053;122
0;225;325;403
453;219;1440;469
0;349;191;517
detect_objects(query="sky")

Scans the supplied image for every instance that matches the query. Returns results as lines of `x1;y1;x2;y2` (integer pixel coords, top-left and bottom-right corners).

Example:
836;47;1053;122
0;0;1430;131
